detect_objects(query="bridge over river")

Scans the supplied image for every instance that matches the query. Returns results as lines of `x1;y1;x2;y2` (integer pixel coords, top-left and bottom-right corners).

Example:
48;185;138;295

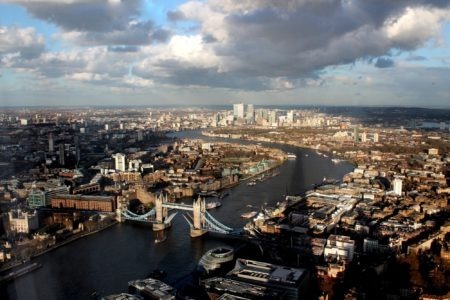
119;195;237;237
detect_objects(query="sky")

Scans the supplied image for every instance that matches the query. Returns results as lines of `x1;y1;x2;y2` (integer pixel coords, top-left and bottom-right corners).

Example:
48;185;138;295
0;0;450;107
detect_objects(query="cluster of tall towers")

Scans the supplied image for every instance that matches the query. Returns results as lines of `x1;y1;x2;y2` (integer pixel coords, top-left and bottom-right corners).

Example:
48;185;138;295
233;103;254;121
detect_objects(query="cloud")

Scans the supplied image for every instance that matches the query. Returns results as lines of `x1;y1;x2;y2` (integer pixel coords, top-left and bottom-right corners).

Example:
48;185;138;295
0;26;45;60
107;45;139;53
149;0;450;89
7;0;141;32
406;55;427;61
4;0;450;96
375;57;395;68
8;0;170;46
56;21;171;46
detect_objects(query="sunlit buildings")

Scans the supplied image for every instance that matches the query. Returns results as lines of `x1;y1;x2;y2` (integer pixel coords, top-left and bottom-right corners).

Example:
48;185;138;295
323;234;355;262
246;104;255;122
112;153;126;172
227;259;309;300
51;194;116;212
393;178;403;196
26;186;69;208
8;210;39;234
233;103;245;119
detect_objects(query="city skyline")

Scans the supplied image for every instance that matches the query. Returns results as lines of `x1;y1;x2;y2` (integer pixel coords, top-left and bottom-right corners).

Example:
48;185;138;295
1;0;450;107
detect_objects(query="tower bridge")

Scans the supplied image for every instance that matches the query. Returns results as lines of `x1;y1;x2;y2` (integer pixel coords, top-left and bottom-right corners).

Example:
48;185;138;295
118;194;235;237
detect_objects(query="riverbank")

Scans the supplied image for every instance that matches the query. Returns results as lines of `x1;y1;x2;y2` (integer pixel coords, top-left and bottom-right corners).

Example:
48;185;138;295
201;130;357;168
0;220;118;275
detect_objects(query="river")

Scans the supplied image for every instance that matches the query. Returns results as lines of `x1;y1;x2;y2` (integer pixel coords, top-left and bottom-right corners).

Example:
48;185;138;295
4;130;354;299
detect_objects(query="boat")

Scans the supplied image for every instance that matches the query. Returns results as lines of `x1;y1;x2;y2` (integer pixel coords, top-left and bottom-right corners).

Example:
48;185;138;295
247;181;256;186
241;211;257;219
206;201;222;210
198;191;219;197
332;158;343;164
154;236;167;244
287;153;296;159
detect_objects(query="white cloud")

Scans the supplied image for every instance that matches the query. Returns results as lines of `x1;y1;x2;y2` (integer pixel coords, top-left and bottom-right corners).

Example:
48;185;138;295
66;72;108;81
384;7;450;49
3;0;450;106
0;26;45;59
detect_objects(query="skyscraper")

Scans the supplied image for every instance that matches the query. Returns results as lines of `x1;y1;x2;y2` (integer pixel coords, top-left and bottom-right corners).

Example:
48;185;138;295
59;144;65;166
112;153;126;172
137;130;144;141
361;132;367;143
286;110;294;124
48;133;54;152
353;127;360;142
233;103;245;119
246;104;254;121
393;178;402;196
373;132;379;143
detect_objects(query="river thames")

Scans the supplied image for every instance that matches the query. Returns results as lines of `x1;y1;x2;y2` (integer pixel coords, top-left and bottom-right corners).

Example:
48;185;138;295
4;130;354;299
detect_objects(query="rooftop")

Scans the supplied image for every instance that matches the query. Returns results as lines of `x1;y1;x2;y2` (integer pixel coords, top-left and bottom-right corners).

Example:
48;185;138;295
228;259;306;286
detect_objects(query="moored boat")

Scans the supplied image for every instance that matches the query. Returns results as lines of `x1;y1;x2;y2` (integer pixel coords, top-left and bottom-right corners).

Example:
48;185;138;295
206;201;222;210
287;153;296;159
241;211;257;219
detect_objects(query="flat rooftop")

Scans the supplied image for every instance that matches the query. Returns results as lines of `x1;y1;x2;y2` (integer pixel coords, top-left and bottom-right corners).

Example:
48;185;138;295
202;277;279;298
52;194;114;201
228;259;306;286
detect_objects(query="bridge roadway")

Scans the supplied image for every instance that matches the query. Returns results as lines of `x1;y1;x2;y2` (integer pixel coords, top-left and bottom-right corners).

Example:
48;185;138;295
161;202;194;211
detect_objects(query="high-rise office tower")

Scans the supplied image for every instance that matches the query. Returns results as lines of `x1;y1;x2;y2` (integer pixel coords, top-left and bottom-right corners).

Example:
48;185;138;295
137;130;144;141
286;110;294;124
246;104;254;121
59;144;65;166
233;103;245;119
373;132;379;143
48;133;54;152
112;153;126;172
393;178;402;196
361;132;367;143
353;127;360;142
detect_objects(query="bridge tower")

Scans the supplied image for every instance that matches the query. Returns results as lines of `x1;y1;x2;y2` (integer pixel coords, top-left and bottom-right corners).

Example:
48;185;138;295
115;207;123;223
190;196;207;237
153;194;170;231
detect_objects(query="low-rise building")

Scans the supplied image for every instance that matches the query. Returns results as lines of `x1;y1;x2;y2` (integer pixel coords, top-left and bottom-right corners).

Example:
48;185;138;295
51;194;116;212
227;259;309;300
324;234;355;262
8;210;39;233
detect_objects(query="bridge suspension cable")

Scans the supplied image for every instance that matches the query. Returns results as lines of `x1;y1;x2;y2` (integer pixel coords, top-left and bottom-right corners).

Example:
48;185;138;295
205;211;233;232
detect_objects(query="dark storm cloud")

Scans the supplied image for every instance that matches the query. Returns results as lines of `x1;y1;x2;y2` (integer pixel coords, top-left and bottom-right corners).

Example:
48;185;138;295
5;0;450;95
134;58;268;90
212;0;449;78
11;0;141;32
8;0;170;46
67;21;170;46
375;57;395;68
